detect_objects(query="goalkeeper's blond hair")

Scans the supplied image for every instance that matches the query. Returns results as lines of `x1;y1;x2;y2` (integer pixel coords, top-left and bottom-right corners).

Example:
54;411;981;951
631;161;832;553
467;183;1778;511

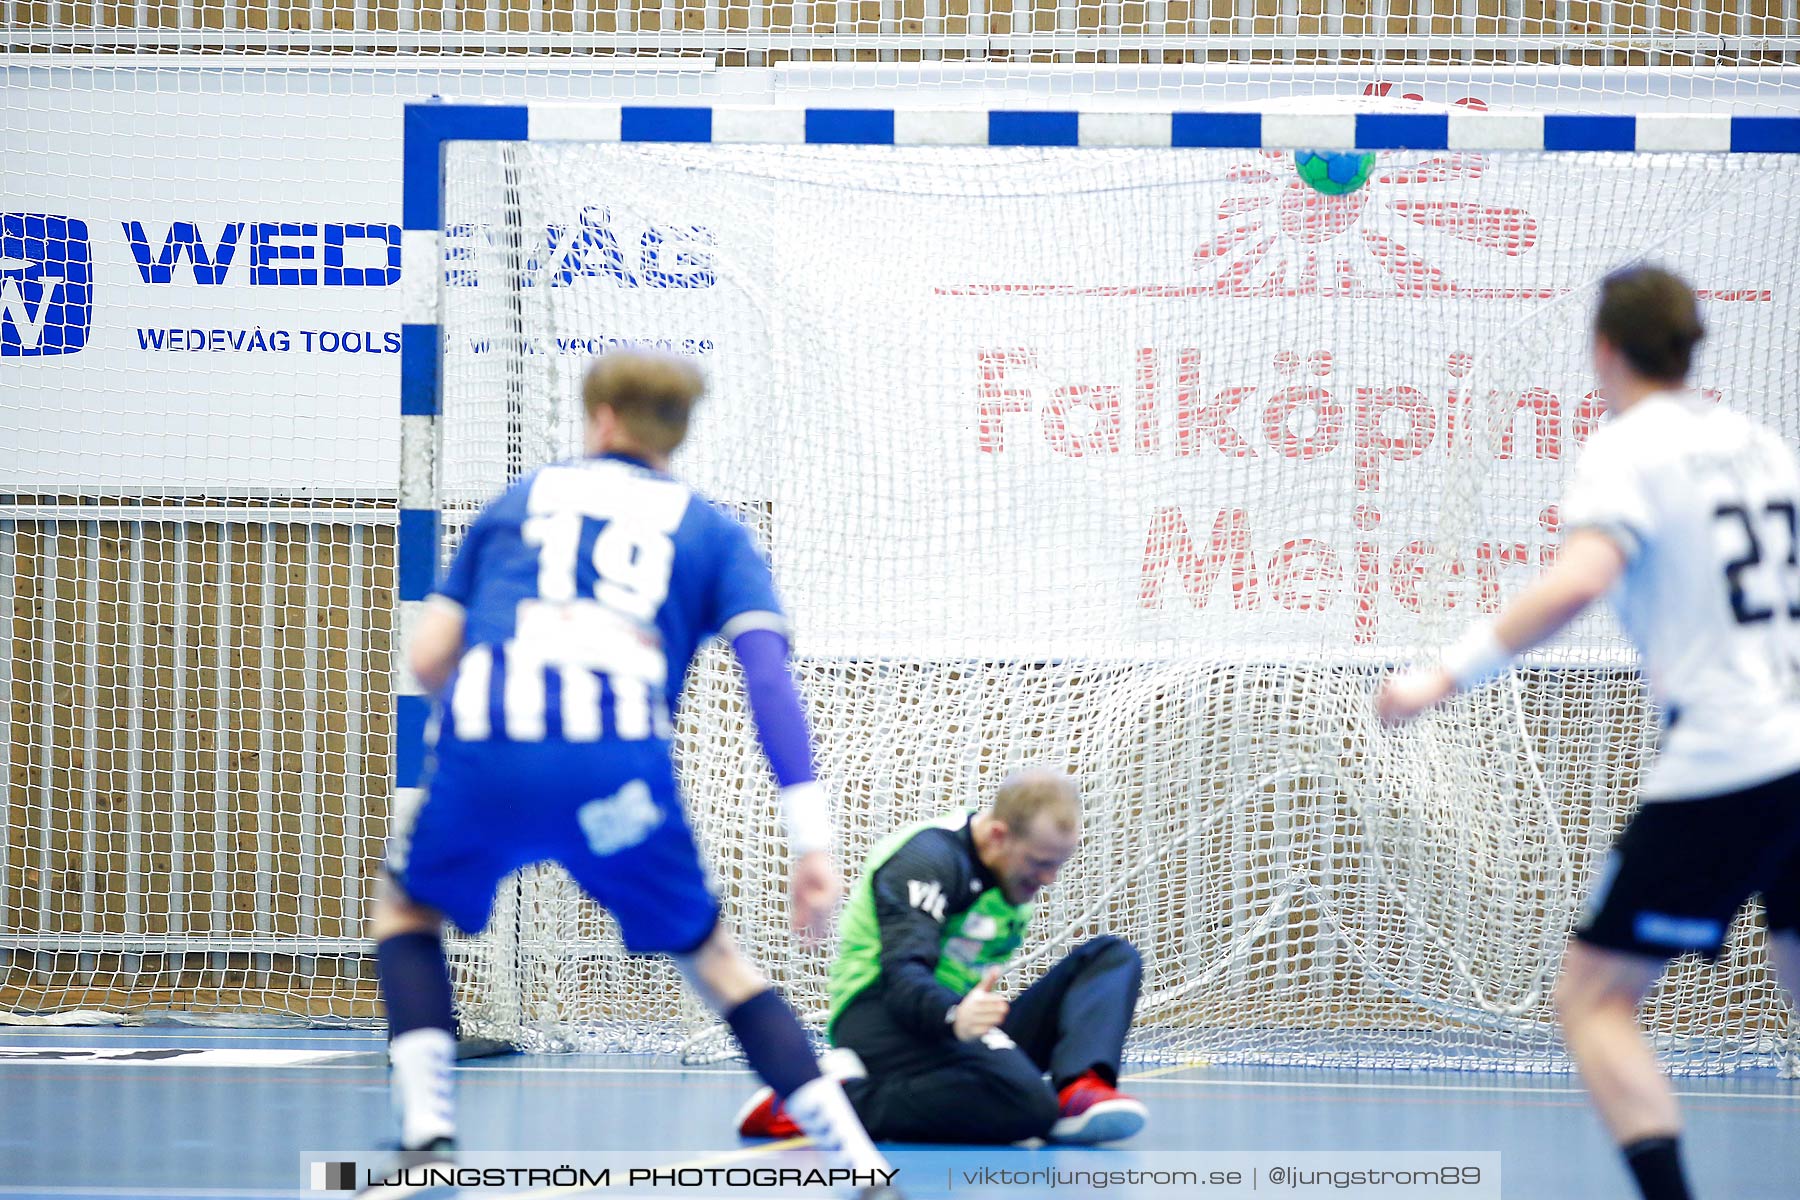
582;351;705;456
992;769;1081;837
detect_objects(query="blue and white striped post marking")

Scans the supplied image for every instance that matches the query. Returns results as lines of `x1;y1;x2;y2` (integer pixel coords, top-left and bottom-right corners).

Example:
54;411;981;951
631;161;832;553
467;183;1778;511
394;101;1800;799
396;103;528;814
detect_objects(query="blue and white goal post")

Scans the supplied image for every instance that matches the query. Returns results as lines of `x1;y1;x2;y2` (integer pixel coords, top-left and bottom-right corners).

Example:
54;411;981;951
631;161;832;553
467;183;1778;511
394;101;1800;1069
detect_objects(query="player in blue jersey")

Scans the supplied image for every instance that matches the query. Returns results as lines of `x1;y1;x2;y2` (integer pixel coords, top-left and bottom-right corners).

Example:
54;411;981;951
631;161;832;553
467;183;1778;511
367;352;897;1197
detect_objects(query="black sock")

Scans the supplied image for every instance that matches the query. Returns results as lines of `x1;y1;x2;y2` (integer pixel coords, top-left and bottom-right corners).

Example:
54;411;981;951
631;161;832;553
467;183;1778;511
723;988;821;1100
1622;1136;1692;1200
378;931;456;1037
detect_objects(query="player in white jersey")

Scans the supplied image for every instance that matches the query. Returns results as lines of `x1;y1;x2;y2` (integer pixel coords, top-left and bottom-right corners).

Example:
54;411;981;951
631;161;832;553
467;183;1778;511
1378;267;1800;1200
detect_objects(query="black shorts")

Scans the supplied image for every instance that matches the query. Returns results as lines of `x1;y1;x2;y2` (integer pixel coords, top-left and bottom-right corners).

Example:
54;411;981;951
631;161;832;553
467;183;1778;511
1574;767;1800;961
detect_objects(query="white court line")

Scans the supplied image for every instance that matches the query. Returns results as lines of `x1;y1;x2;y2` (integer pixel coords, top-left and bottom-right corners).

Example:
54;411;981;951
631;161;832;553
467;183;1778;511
0;1189;303;1198
0;1028;381;1041
0;1029;383;1036
1118;1073;1799;1103
0;1047;367;1067
426;1061;1796;1106
458;1062;1788;1104
2;1052;1789;1105
0;1187;811;1200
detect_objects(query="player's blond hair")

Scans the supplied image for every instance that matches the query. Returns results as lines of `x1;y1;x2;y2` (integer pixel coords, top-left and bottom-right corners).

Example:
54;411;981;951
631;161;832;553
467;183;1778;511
582;351;705;456
991;769;1081;837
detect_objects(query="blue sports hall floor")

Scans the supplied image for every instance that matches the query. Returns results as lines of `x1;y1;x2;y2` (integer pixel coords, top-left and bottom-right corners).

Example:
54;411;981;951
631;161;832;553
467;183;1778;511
1;1025;1794;1199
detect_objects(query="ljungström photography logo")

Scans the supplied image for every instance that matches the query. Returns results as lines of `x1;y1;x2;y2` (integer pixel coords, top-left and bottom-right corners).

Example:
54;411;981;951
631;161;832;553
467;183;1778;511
310;1161;357;1191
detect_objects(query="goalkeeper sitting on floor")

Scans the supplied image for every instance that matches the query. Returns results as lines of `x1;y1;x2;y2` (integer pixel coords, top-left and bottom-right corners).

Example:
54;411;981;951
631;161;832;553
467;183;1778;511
737;769;1148;1145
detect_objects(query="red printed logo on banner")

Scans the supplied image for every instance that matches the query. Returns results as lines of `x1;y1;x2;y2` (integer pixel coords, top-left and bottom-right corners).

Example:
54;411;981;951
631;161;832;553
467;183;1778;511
1195;138;1540;298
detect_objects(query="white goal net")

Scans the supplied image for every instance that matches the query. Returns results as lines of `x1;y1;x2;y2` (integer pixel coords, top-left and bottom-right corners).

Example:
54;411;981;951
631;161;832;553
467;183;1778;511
5;1;1800;1073
432;127;1800;1071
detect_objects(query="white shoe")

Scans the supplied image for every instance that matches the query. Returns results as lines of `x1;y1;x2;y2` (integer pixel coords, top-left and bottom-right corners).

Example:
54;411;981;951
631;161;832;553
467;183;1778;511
820;1047;868;1081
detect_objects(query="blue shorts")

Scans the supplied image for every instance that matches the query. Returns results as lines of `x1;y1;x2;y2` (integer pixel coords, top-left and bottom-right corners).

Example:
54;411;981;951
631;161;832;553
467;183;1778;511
386;735;721;955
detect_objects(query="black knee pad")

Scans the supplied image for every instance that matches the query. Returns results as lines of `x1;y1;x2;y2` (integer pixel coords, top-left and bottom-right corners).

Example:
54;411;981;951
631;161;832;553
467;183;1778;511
1083;934;1143;973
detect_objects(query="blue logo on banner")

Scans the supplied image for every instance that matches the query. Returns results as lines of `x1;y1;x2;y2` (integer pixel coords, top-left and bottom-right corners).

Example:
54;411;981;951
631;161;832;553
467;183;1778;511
121;221;401;287
1;214;93;356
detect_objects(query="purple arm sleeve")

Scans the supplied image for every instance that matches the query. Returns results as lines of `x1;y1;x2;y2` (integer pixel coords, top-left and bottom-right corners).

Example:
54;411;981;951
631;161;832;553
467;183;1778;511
730;627;817;789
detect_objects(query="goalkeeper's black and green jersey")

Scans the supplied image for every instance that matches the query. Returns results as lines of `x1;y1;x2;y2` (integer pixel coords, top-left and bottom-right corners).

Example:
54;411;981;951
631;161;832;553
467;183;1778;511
827;810;1034;1042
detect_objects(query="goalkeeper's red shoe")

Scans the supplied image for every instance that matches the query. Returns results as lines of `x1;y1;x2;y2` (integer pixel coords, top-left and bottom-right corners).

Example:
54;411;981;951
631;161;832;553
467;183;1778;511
735;1087;804;1140
1050;1071;1147;1144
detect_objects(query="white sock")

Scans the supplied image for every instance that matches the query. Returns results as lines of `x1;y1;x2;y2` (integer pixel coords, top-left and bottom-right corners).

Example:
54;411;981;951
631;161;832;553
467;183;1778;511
783;1075;889;1175
819;1047;867;1082
389;1027;456;1150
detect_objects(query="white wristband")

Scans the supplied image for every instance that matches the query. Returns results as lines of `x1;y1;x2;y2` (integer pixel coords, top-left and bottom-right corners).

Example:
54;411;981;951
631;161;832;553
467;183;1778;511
780;781;832;858
1441;621;1513;692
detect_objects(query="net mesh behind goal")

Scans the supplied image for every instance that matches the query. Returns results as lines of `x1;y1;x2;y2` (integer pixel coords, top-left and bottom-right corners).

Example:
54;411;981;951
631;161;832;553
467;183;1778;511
7;0;1800;93
436;136;1800;1072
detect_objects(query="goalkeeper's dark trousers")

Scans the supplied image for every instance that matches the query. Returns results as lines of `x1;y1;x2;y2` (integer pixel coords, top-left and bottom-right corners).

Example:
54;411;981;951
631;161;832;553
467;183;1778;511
834;935;1142;1144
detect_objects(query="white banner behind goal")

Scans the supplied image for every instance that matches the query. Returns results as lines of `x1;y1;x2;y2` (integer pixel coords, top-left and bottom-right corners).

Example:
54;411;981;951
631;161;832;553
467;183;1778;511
426;110;1800;1071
